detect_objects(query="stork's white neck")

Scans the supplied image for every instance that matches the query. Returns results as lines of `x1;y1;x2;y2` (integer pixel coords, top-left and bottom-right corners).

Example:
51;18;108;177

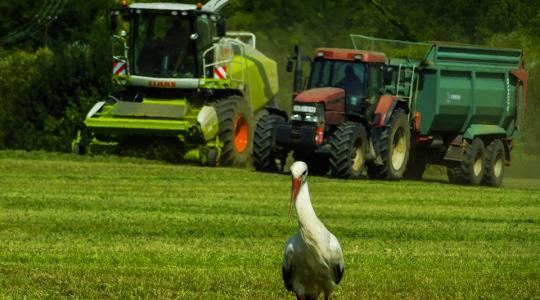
295;182;322;229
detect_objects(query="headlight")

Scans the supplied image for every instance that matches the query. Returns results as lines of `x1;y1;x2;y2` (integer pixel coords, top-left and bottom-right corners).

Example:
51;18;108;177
304;115;319;123
293;105;317;113
291;114;302;121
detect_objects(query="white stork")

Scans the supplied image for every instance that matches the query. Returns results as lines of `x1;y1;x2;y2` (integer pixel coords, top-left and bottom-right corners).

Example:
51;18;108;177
282;161;345;300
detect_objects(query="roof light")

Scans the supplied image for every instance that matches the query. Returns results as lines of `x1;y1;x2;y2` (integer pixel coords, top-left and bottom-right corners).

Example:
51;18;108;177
317;51;325;57
354;54;363;60
196;2;203;10
120;0;129;7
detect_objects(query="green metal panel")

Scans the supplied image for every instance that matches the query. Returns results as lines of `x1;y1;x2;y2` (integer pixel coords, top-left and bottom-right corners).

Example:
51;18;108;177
423;44;522;70
85;99;200;137
412;44;523;137
463;124;506;140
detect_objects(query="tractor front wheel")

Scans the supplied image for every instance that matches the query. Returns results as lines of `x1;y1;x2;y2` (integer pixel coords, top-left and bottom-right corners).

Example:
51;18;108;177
253;113;288;172
329;122;368;179
213;96;253;167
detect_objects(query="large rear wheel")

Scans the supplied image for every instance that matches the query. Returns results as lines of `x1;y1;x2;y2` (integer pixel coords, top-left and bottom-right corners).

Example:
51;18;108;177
329;122;368;179
367;109;410;180
253;113;288;172
446;138;485;185
482;139;505;187
213;96;253;167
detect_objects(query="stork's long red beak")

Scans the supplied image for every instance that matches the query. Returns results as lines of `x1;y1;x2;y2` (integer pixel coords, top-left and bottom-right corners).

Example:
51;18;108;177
289;178;302;220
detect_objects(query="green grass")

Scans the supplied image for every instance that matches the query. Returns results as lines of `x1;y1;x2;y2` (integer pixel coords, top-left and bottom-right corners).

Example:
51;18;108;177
0;150;539;299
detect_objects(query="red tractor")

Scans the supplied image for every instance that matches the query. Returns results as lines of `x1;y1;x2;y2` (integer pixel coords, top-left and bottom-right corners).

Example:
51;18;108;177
253;46;409;179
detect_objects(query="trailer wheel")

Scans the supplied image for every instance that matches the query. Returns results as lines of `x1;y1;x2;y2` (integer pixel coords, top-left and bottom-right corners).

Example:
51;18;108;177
446;138;485;185
253;114;287;172
482;139;505;187
368;109;410;180
329;122;368;179
213;95;253;167
404;158;427;180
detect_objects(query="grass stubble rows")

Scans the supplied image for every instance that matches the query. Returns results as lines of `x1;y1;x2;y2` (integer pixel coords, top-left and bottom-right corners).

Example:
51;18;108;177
0;151;539;299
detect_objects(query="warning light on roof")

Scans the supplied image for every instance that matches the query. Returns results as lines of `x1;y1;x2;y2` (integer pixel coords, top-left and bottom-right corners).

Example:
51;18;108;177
120;0;129;7
196;2;203;10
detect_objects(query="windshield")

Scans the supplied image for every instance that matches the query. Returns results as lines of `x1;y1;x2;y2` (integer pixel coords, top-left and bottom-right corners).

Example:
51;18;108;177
132;12;196;78
308;59;367;98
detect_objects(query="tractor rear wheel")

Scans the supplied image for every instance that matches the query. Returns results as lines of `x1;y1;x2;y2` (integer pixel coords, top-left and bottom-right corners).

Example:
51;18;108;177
213;95;253;167
253;113;287;172
367;109;410;180
446;138;485;185
329;122;368;179
482;139;505;187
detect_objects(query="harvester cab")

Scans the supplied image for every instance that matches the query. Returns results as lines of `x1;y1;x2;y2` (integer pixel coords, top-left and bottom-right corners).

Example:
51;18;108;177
73;0;280;167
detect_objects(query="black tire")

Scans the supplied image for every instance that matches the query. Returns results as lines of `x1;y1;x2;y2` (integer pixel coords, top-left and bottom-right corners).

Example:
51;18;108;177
482;139;505;187
367;109;411;180
404;158;427;180
329;122;368;179
213;95;253;167
253;113;287;172
446;138;485;185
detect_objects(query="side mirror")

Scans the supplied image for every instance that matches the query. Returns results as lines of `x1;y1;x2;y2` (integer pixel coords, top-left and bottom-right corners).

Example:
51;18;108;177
286;60;293;73
217;18;226;37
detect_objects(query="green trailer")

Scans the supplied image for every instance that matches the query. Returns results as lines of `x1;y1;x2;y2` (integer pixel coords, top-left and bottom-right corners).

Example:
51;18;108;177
73;0;280;166
352;35;528;186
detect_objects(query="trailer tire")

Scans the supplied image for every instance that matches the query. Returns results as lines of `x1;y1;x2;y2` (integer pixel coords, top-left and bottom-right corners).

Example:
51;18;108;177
482;139;505;187
329;122;368;179
368;109;410;180
253;114;287;172
446;138;485;185
213;95;253;167
404;158;427;180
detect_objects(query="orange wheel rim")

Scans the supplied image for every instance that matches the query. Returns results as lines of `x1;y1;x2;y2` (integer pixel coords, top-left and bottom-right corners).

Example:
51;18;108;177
234;116;248;153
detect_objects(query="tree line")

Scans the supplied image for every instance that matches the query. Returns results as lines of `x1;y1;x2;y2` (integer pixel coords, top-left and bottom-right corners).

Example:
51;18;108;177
0;0;539;153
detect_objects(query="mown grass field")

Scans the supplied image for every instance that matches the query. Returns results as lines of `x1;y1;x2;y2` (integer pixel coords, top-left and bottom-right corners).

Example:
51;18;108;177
1;150;539;299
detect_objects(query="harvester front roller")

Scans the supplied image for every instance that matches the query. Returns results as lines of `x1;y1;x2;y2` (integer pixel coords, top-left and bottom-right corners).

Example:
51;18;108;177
213;95;253;167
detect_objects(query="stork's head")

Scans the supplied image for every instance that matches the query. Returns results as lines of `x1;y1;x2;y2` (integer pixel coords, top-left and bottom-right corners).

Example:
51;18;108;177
289;161;308;220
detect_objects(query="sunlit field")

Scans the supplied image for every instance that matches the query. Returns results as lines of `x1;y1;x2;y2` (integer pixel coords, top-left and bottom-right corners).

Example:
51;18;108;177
1;151;539;299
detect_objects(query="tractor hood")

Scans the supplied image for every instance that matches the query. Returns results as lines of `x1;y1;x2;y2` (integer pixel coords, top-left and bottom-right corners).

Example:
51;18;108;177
294;87;345;113
295;87;345;103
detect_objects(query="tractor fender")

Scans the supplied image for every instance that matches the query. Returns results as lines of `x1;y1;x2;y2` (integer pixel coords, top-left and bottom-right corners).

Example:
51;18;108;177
372;95;398;127
264;106;289;121
197;106;219;141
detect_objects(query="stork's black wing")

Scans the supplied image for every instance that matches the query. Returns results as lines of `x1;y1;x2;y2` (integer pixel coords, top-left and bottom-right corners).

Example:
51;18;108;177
333;262;344;285
282;263;295;291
